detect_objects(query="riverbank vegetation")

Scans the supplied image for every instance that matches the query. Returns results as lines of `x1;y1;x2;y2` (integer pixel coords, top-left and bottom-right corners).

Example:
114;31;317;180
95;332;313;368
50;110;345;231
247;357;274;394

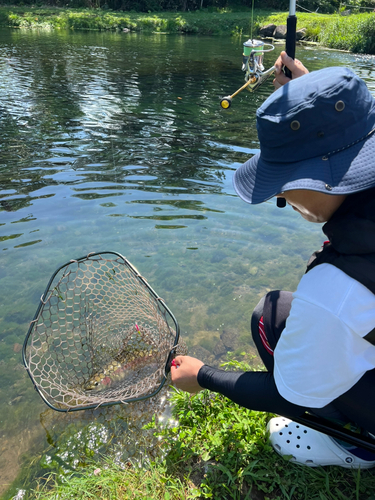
25;374;375;499
1;6;375;53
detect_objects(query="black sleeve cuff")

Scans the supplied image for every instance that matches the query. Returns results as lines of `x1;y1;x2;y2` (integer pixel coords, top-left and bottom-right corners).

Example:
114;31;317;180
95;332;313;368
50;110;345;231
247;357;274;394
197;364;241;392
197;364;306;418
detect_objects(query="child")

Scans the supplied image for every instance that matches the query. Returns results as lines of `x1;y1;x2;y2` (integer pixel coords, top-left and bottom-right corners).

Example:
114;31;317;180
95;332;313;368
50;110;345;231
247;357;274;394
171;54;375;468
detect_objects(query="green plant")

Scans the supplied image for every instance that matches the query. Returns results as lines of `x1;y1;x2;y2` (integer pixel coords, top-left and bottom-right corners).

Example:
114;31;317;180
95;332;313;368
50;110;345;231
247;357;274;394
25;354;375;500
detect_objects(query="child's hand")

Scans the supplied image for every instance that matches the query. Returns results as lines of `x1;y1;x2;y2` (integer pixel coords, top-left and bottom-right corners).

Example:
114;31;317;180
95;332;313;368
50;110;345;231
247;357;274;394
273;51;309;90
171;356;204;393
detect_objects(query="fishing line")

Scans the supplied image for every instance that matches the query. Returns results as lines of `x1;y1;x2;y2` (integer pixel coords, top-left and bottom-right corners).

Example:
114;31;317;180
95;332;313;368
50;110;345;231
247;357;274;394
250;0;255;42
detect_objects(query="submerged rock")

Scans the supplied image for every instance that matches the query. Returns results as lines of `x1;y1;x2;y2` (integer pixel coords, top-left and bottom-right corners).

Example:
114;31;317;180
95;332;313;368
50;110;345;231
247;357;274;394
188;345;215;365
221;328;238;351
249;266;258;276
213;339;227;358
212;327;241;361
13;343;22;353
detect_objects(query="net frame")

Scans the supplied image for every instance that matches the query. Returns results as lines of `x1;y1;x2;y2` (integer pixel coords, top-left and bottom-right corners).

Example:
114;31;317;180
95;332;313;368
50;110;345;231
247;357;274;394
22;251;180;413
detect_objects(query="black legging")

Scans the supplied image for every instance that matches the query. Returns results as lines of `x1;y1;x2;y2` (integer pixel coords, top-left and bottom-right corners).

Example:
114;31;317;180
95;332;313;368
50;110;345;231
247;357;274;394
197;290;375;435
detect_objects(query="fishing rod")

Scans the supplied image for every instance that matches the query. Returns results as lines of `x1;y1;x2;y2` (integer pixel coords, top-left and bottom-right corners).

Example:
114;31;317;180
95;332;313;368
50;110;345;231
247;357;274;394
284;0;297;78
220;0;297;109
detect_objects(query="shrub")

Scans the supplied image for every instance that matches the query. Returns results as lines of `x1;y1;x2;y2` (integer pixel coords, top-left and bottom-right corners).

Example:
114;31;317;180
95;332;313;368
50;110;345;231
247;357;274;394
319;13;375;53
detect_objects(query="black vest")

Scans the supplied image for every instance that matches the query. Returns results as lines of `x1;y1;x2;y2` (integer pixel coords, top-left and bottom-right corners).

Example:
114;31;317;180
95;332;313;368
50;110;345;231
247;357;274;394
306;187;375;343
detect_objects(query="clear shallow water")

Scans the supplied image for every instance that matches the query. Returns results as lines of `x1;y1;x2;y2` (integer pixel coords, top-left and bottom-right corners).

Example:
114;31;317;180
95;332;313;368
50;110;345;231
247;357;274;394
1;28;375;497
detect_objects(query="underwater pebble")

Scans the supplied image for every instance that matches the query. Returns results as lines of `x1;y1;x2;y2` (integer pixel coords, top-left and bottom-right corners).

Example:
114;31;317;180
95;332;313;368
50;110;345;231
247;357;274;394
13;343;22;353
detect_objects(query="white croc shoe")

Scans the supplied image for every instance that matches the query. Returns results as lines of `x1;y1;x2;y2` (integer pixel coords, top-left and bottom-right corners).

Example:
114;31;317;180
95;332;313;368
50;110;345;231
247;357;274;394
267;417;375;469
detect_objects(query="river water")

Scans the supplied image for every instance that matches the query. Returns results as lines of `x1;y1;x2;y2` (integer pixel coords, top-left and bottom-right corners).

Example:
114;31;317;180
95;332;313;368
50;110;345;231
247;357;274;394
1;28;375;498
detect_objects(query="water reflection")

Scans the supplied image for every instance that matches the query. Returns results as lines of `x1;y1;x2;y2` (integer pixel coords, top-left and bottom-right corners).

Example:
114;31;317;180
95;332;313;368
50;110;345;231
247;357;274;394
1;29;375;497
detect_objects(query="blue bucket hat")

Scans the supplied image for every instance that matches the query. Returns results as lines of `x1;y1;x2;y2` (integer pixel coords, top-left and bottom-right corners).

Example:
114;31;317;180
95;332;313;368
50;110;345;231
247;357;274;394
233;66;375;204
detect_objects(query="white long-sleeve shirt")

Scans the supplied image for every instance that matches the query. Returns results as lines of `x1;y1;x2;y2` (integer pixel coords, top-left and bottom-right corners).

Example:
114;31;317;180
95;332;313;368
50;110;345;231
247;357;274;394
274;263;375;408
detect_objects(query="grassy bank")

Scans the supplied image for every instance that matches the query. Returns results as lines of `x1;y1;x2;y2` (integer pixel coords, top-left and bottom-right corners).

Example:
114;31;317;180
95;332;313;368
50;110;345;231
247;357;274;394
0;6;261;35
24;382;375;499
1;6;375;53
5;361;373;500
266;10;375;54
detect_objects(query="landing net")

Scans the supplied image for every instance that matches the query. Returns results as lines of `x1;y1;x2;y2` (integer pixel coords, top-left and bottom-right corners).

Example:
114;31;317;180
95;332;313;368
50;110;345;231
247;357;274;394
23;252;181;412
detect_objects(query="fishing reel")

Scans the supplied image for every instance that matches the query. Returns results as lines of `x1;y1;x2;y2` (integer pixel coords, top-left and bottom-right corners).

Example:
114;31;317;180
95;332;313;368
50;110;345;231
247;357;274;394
220;39;275;109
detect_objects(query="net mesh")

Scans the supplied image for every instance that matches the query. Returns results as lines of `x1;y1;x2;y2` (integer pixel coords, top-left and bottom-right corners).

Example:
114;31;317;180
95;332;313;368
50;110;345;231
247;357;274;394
23;252;181;411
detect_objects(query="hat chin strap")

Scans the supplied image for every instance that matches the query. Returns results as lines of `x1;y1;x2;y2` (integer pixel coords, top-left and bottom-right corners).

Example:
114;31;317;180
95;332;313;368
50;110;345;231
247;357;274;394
276;198;286;208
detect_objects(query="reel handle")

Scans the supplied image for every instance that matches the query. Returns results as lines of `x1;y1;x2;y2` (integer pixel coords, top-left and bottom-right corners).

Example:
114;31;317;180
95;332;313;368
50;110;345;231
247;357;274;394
220;96;232;109
220;75;258;109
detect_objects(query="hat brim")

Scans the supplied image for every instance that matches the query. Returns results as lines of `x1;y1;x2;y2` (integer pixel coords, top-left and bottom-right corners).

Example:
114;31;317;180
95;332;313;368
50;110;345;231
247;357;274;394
233;130;375;205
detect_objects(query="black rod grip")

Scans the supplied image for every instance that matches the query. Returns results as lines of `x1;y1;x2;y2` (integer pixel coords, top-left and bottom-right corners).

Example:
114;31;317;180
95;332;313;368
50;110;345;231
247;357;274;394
285;15;297;79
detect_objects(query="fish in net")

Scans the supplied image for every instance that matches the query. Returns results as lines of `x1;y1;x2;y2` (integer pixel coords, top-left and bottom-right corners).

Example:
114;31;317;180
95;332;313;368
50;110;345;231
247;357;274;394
23;252;186;412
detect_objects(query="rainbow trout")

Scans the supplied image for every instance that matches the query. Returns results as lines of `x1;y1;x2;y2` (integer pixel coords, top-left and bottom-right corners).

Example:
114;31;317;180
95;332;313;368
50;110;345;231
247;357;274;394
83;345;158;392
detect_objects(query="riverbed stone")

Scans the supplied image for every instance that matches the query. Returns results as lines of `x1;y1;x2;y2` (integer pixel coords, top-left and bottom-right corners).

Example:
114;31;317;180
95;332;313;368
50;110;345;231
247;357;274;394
221;327;239;350
13;343;22;353
213;339;227;357
188;345;214;364
213;327;240;360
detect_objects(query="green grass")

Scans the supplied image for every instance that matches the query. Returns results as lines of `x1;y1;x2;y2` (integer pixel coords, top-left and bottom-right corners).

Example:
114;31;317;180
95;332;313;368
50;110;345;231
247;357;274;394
31;461;192;499
0;6;260;35
264;11;336;42
21;360;375;500
265;10;375;53
1;7;375;52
